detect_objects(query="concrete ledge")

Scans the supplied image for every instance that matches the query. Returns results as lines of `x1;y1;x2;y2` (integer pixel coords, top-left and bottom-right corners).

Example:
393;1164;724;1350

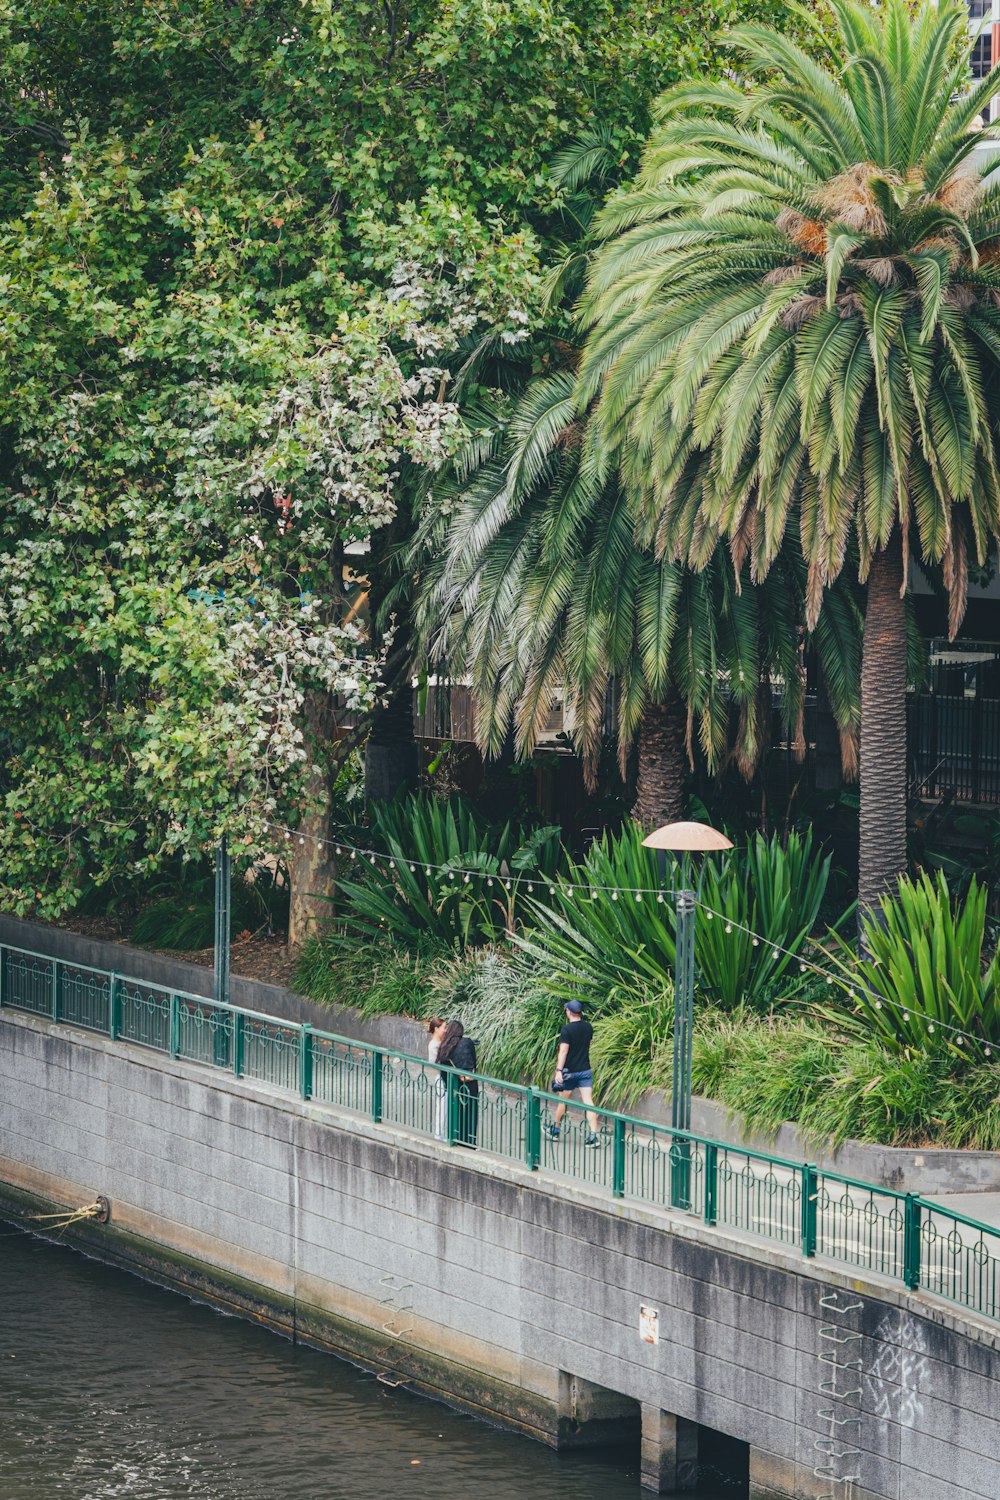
3;912;998;1194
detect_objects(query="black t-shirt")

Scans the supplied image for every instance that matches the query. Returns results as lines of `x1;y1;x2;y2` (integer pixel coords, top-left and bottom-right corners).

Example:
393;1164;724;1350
559;1019;593;1074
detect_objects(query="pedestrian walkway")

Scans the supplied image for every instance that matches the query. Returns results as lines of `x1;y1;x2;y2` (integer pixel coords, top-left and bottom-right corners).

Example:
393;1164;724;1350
2;936;1000;1329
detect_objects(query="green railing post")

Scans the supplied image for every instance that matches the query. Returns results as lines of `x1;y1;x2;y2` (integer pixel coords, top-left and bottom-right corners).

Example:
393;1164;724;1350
0;944;5;1009
232;1011;245;1078
371;1049;384;1123
526;1088;541;1170
801;1164;818;1258
169;994;180;1059
904;1194;922;1290
670;1135;692;1211
612;1116;626;1199
446;1069;459;1146
300;1025;314;1101
704;1141;718;1226
51;959;60;1023
109;973;121;1039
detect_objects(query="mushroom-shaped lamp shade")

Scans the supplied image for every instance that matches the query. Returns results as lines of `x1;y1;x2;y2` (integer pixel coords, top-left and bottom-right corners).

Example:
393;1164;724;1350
641;821;733;853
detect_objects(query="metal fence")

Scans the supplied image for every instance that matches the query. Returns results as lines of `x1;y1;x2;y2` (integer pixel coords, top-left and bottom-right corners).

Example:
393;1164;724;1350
3;940;999;1326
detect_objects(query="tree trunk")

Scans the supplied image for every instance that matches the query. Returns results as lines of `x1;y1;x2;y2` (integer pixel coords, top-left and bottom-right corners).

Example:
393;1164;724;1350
633;696;687;828
858;534;908;913
287;692;339;950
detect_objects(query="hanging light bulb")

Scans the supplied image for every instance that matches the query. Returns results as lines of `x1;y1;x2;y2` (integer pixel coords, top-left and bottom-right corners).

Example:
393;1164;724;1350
409;863;416;872
706;910;714;921
725;923;732;934
425;866;431;876
590;889;598;900
656;892;664;903
928;1023;935;1034
611;891;619;901
752;937;759;947
505;879;512;890
463;873;470;884
634;892;642;902
550;885;556;896
350;850;357;861
487;878;493;888
369;855;376;865
335;845;342;856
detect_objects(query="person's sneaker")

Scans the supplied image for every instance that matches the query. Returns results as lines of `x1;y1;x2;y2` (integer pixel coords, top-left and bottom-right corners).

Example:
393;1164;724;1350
548;1124;561;1139
585;1132;599;1147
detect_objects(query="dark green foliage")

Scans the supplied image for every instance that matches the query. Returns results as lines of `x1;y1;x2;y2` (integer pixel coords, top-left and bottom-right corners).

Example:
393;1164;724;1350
822;870;1000;1060
329;794;562;952
519;824;831;1010
129;861;288;950
294;938;441;1020
697;829;833;1007
693;1012;1000;1150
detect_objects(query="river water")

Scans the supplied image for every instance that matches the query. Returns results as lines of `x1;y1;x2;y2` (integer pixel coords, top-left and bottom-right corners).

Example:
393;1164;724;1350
0;1229;742;1498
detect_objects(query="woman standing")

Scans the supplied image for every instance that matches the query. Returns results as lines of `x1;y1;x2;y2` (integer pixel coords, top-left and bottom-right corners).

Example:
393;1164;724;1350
426;1017;448;1140
436;1020;479;1148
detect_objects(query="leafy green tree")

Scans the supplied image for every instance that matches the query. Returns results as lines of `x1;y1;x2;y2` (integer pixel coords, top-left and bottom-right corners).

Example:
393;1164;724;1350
0;0;772;928
577;0;1000;906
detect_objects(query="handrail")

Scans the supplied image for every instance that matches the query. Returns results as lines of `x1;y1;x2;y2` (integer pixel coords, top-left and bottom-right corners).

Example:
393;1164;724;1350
1;938;998;1325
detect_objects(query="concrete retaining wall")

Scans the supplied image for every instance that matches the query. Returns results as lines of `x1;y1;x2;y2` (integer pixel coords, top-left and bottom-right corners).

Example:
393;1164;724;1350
2;1007;999;1500
2;914;996;1195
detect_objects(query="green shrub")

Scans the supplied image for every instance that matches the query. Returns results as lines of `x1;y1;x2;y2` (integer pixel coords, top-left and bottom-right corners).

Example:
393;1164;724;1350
823;870;1000;1062
131;860;288;950
294;937;441;1020
518;824;831;1011
692;1009;1000;1151
330;794;562;952
696;829;832;1007
590;985;674;1110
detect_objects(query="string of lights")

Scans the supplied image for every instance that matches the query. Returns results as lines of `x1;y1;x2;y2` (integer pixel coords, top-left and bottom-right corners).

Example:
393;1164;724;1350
260;819;995;1059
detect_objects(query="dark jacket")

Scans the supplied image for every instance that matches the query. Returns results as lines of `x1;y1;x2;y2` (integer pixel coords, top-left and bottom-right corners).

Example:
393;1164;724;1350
442;1035;478;1076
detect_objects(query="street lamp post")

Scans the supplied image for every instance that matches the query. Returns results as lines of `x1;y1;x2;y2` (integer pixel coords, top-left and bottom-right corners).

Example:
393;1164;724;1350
642;820;732;1208
213;835;231;1007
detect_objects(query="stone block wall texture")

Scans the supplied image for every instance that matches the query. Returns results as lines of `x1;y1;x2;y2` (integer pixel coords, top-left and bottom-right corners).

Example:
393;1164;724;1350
2;1009;1000;1500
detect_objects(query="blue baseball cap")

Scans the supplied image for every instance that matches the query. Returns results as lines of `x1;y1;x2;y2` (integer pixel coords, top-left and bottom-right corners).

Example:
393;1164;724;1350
565;1000;583;1015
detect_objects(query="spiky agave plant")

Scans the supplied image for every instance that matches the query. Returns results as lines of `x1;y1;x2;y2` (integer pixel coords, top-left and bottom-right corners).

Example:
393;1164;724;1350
414;361;864;824
578;0;1000;908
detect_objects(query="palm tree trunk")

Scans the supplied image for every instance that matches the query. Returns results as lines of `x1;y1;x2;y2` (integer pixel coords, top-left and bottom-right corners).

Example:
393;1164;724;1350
633;696;687;828
858;534;907;912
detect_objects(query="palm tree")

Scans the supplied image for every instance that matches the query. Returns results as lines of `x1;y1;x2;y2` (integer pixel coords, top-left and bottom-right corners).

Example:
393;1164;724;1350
577;0;1000;906
414;363;862;825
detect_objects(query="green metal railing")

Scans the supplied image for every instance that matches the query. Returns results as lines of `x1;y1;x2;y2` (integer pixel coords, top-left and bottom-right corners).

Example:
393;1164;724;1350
3;940;1000;1325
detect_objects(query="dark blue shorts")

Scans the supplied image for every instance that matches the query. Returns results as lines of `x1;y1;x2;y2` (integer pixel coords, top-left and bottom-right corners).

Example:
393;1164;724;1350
552;1069;593;1093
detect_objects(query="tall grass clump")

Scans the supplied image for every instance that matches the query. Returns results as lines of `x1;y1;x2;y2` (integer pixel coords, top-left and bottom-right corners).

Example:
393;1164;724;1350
518;825;831;1011
823;871;1000;1062
294;937;441;1020
329;794;561;952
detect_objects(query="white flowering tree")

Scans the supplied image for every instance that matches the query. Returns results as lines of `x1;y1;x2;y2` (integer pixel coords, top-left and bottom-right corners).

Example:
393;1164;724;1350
0;139;538;930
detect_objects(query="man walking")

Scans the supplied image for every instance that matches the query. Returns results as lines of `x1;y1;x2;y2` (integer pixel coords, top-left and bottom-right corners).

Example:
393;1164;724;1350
549;1000;599;1146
